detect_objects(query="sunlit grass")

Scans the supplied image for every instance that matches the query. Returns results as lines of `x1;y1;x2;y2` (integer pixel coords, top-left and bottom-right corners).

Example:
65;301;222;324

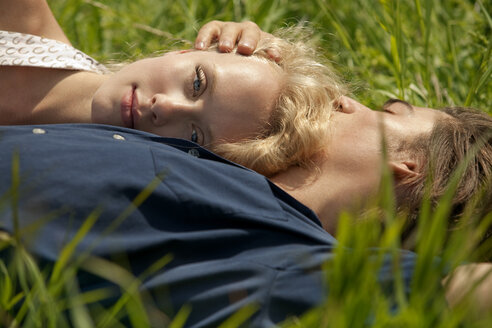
50;0;491;114
0;0;490;327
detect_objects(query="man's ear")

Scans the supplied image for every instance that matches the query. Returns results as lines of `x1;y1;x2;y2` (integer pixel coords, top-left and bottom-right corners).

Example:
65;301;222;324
388;160;420;182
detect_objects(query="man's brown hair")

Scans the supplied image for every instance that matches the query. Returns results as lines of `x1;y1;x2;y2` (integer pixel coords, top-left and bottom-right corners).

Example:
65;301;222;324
397;107;492;248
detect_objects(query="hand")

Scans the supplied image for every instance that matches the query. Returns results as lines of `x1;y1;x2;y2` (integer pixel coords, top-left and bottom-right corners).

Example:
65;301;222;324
444;263;492;316
195;20;280;61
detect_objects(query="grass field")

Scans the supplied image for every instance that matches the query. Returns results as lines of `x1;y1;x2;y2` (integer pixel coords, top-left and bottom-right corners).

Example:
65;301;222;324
50;0;491;113
1;0;491;327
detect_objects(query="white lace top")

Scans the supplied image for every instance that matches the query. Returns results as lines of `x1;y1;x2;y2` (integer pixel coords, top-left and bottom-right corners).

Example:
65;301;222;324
0;30;108;74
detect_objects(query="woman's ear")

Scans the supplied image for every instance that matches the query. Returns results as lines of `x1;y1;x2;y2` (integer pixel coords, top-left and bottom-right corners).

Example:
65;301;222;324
388;160;420;182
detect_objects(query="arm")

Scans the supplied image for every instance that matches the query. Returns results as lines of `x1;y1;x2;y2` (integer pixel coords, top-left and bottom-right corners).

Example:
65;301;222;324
0;0;70;44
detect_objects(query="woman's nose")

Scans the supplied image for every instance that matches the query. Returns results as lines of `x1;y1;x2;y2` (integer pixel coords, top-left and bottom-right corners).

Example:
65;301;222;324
150;94;194;126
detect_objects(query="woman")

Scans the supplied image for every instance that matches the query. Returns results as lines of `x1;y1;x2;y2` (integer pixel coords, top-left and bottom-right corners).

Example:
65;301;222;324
0;0;344;177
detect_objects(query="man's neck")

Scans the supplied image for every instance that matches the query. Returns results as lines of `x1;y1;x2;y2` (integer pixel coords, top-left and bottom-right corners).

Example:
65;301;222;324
270;153;381;235
270;160;340;235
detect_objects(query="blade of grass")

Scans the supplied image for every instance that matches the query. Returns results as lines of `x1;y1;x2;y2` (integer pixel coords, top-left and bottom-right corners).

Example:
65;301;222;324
49;207;102;284
64;272;95;328
82;256;149;328
217;303;259;328
168;305;191;328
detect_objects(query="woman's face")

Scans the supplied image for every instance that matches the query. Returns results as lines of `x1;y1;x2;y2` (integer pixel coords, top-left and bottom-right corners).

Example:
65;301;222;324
91;50;281;146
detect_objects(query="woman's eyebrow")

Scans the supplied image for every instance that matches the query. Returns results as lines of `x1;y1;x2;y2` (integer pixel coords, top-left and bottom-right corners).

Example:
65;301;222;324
208;63;218;98
382;98;414;111
203;63;217;144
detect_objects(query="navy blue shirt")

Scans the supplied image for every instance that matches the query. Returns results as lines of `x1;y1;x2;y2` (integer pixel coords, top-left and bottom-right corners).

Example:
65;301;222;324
0;124;416;327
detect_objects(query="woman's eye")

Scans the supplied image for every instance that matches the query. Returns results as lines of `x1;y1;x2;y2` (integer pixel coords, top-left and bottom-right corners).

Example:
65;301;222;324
190;125;204;145
192;65;206;97
191;128;198;143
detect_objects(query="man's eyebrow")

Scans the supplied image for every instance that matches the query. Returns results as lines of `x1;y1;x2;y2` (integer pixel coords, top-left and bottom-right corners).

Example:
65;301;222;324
382;98;414;111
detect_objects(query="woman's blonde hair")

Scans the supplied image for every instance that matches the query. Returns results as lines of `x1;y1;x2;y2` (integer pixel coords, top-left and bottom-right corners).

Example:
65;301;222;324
210;26;346;177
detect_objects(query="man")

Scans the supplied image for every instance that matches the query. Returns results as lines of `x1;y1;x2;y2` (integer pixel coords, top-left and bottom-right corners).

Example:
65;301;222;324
0;123;417;327
271;96;492;238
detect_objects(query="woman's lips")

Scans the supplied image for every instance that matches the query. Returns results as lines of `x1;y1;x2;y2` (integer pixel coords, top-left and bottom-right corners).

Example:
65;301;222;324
120;86;136;128
131;88;140;124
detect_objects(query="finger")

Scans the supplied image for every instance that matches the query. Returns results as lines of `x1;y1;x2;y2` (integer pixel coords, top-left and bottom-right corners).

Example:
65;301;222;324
236;23;261;56
217;23;242;53
255;31;281;62
266;48;281;63
195;21;222;50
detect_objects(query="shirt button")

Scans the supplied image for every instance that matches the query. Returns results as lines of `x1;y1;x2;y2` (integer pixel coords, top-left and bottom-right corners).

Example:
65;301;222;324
188;148;200;157
32;128;46;134
112;134;126;140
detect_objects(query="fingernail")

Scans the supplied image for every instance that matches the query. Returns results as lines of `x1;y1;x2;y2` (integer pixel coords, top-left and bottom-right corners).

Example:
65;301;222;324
196;41;205;49
221;40;232;49
269;49;281;62
241;42;252;50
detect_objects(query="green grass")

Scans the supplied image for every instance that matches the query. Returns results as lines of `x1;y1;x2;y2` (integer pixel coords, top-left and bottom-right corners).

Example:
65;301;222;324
50;0;491;113
0;0;491;327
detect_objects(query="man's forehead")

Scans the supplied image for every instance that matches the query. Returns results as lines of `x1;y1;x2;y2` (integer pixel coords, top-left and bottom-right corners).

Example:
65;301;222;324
415;105;452;122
